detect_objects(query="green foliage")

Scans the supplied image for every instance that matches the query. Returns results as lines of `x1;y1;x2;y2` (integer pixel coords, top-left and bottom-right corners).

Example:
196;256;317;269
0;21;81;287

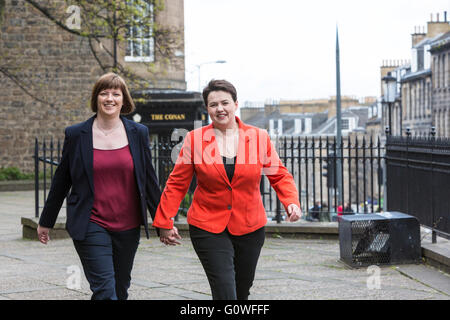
177;193;193;216
21;0;180;90
0;167;34;181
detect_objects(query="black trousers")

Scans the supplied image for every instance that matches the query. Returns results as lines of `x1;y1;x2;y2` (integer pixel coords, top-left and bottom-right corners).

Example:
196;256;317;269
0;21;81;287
189;225;265;300
73;221;140;300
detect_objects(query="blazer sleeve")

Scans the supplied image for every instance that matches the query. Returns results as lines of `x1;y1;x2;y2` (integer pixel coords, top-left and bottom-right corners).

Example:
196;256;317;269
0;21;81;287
38;128;73;228
262;131;300;211
142;127;162;222
152;131;195;230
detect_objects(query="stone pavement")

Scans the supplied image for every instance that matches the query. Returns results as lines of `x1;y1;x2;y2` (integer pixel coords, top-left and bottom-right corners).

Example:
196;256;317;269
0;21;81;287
0;191;449;300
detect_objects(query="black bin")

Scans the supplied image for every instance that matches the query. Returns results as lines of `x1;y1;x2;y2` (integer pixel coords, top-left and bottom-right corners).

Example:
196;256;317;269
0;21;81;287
339;211;421;268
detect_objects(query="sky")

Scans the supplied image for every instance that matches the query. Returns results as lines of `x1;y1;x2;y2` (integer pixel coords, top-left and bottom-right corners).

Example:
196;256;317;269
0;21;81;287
184;0;450;106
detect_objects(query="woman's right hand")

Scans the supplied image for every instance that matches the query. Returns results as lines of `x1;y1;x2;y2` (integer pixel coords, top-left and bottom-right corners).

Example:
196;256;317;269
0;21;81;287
37;225;50;244
159;227;181;246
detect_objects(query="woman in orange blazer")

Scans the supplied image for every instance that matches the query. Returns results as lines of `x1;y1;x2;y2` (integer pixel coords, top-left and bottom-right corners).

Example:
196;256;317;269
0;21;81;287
153;79;302;300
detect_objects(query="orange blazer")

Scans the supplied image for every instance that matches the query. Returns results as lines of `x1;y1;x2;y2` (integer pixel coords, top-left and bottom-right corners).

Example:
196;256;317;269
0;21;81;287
152;117;300;235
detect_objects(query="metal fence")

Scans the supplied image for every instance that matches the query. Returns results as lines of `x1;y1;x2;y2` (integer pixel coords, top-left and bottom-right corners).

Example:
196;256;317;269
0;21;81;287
33;135;385;223
32;133;450;241
33;138;62;218
386;134;450;241
264;135;385;222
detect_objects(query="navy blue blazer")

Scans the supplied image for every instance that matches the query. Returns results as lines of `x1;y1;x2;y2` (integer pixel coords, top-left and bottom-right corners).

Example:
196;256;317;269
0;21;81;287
39;115;162;241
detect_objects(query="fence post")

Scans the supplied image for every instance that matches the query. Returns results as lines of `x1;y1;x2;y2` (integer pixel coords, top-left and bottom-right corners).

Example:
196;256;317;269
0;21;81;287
383;127;390;212
34;137;39;218
405;128;411;216
43;139;47;203
362;137;367;213
430;127;436;243
377;136;382;212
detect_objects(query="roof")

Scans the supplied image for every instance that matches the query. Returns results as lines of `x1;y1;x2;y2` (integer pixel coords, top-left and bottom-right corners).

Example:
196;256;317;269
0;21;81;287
310;108;370;136
414;32;447;48
243;112;268;129
131;89;204;102
401;69;432;82
429;31;450;52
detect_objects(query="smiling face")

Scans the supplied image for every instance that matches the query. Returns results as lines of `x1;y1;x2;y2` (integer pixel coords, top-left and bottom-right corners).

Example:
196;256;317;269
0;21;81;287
206;90;238;130
96;88;123;119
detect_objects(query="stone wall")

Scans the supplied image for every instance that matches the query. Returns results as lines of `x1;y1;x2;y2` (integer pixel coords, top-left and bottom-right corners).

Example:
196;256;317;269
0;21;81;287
0;0;185;172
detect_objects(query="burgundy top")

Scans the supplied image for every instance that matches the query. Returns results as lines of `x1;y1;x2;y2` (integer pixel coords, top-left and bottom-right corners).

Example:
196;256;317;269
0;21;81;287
90;145;142;232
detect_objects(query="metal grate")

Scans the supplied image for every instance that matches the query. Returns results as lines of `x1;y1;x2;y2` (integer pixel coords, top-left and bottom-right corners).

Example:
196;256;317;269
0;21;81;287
339;212;421;268
350;220;391;266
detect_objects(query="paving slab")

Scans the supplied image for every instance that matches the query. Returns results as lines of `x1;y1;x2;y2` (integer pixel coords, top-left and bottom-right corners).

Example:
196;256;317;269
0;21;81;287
0;190;449;301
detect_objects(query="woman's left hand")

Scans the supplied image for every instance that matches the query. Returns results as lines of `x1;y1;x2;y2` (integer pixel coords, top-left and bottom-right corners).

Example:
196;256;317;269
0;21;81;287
160;226;182;246
286;204;302;222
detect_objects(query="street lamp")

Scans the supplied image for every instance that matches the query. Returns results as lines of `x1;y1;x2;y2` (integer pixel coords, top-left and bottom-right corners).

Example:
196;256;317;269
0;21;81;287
196;60;227;91
382;72;397;135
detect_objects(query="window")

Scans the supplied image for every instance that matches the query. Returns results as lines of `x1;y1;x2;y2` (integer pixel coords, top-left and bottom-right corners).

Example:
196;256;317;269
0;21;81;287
284;119;294;132
341;118;349;130
417;47;424;70
442;53;446;88
125;0;154;62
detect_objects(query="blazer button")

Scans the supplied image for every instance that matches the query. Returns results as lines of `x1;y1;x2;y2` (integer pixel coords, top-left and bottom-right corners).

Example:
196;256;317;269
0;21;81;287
227;205;232;210
227;186;232;191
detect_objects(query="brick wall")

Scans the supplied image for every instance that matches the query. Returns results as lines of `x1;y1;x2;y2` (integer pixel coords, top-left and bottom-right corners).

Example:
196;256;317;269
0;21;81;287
0;0;185;172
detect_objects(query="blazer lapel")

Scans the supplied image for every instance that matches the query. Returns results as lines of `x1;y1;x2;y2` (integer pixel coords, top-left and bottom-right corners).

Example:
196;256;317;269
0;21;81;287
202;126;231;186
122;117;142;190
80;116;95;194
233;117;252;185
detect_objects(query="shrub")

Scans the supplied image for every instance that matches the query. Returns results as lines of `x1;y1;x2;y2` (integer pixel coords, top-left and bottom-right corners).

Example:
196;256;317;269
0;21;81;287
0;167;34;181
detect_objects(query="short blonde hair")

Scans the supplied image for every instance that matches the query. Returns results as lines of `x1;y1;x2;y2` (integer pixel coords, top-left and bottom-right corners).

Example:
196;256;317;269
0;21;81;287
90;73;135;114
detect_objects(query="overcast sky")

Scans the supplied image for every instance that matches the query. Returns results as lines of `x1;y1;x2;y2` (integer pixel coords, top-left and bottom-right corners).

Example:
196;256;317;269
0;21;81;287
184;0;450;105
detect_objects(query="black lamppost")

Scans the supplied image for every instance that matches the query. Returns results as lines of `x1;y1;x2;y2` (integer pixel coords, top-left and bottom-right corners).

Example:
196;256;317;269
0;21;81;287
382;72;397;135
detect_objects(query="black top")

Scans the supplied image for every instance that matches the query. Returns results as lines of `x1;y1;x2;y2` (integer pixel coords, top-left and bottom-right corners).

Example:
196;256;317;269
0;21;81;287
222;156;236;183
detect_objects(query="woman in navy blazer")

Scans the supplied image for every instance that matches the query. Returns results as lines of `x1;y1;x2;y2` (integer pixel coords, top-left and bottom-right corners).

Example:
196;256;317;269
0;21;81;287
37;73;162;300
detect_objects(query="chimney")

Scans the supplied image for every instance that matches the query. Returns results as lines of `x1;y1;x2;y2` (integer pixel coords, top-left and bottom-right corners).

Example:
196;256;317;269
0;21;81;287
427;12;450;38
380;61;397;96
412;25;426;47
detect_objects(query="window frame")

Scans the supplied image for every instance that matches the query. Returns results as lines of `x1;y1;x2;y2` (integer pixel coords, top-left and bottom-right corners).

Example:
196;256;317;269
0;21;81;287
125;0;155;63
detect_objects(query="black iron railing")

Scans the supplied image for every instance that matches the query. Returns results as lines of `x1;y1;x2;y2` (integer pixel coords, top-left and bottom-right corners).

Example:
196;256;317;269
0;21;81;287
266;135;385;222
34;137;62;218
34;135;386;224
386;134;450;242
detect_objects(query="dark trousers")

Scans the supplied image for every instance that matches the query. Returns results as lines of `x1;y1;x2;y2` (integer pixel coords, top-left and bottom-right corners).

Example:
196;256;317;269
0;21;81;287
189;225;265;300
73;221;140;300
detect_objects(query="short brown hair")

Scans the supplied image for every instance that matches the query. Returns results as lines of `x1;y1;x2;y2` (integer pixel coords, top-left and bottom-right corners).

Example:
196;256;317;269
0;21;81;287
202;79;237;106
90;73;135;114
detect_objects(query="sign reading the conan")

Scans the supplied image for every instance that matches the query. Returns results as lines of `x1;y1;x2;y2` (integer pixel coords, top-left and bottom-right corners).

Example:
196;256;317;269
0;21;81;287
127;89;208;137
150;113;187;121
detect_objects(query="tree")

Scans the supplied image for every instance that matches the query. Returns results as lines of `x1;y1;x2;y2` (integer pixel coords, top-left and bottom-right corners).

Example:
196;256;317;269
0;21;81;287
0;0;183;105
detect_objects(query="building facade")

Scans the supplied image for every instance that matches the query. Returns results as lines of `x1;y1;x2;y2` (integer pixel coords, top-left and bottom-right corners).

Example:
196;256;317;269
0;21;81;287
241;96;376;136
0;0;185;172
383;12;450;137
430;31;450;137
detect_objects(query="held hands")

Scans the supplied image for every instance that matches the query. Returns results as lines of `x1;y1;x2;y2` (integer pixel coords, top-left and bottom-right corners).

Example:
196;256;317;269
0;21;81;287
286;204;302;222
37;225;50;244
159;226;182;246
